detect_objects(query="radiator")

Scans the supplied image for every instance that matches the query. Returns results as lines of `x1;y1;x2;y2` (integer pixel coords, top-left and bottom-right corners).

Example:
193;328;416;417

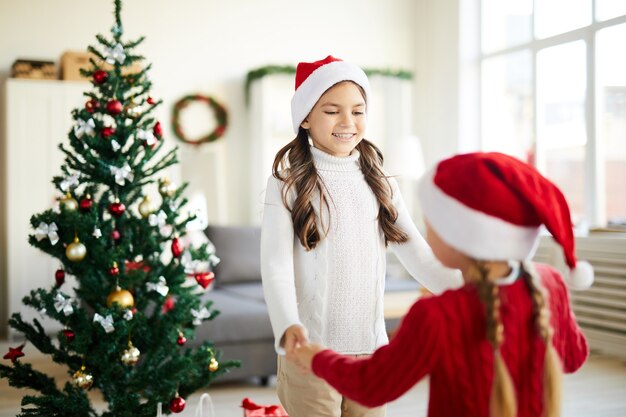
534;234;626;360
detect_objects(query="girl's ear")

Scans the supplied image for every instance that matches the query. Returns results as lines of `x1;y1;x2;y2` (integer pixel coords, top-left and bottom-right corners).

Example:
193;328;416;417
300;118;310;130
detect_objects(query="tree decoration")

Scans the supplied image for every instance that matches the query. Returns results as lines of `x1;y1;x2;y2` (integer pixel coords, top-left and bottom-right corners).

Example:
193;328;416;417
195;271;214;289
177;332;187;346
120;341;140;366
62;328;75;342
66;235;87;262
60;192;79;211
208;357;219;372
109;200;126;217
3;344;25;363
79;194;93;212
111;229;122;241
1;2;238;415
106;99;123;115
138;195;155;218
72;366;93;390
171;237;184;258
102;126;116;138
169;393;186;413
158;177;176;197
106;286;134;309
55;268;65;286
171;94;228;146
108;261;120;276
85;98;100;113
93;69;108;84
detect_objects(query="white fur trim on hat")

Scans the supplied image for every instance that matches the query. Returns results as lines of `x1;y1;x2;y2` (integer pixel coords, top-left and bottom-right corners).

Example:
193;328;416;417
565;260;594;290
417;167;541;262
291;61;370;134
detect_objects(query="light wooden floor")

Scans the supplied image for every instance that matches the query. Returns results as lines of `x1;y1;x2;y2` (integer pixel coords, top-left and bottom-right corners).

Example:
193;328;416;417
1;342;625;416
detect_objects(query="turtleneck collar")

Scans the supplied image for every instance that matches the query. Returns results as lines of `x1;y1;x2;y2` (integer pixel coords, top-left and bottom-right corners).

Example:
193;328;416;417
310;144;361;172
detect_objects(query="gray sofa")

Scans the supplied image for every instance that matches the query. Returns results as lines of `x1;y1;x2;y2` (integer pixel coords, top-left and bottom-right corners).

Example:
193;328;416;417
195;225;419;383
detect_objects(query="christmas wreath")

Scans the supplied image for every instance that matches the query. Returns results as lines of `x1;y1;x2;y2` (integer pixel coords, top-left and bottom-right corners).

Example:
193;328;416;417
171;94;228;145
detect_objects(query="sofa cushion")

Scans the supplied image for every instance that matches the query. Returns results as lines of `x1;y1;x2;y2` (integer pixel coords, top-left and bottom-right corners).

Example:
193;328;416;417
197;290;272;344
205;225;261;285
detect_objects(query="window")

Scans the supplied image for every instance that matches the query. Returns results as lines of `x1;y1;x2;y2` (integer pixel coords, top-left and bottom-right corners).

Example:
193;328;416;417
480;1;626;227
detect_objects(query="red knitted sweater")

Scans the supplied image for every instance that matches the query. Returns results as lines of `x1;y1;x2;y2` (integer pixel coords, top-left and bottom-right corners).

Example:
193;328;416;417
312;263;588;417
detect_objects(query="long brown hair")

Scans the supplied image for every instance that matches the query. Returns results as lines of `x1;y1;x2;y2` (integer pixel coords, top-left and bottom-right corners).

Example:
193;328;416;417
472;260;562;417
271;127;408;250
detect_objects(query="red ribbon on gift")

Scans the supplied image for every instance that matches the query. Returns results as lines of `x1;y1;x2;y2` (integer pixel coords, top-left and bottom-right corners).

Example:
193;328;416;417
241;398;288;416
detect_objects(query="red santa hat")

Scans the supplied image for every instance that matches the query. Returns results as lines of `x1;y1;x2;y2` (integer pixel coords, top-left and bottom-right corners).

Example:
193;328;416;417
291;55;370;134
417;152;594;290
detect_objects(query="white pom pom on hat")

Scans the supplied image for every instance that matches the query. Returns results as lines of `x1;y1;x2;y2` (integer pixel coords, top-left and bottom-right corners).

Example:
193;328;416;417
417;152;594;290
290;55;371;134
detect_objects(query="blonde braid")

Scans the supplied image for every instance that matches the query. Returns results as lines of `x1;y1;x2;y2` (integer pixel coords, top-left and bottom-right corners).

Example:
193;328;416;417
472;261;517;417
522;261;563;417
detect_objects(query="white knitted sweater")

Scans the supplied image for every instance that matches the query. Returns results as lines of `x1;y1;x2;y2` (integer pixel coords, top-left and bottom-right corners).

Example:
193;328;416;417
261;146;462;355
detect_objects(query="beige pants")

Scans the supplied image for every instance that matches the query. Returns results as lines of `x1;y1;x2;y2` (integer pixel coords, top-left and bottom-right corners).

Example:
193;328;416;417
277;355;386;417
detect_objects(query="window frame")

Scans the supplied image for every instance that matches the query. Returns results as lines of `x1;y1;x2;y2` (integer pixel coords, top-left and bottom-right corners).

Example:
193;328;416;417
477;1;626;227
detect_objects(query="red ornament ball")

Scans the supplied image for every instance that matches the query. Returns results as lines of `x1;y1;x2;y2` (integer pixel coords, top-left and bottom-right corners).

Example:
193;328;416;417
55;269;65;286
109;202;126;217
79;197;93;212
102;127;116;138
153;121;163;138
106;100;123;115
85;99;100;113
169;396;186;413
109;264;119;276
62;329;75;342
177;334;187;346
147;96;155;105
171;238;184;258
93;70;108;84
111;230;122;241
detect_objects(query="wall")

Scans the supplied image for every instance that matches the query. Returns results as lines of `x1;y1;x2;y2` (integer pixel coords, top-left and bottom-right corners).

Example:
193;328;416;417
412;0;463;170
0;0;420;225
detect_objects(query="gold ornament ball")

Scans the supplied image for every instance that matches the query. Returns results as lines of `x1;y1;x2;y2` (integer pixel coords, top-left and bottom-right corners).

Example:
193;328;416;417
107;287;135;308
121;343;141;366
208;357;219;372
60;192;79;211
138;195;155;218
66;238;87;262
72;367;93;390
158;177;176;197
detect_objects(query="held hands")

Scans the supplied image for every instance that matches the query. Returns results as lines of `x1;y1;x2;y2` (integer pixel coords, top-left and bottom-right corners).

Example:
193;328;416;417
281;324;325;373
292;342;325;373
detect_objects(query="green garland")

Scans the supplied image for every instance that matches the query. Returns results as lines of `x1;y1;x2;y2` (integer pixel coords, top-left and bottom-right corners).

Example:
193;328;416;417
171;94;228;145
245;64;413;105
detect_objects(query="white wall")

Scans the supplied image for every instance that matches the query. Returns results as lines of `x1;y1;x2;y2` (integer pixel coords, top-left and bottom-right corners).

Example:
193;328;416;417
0;0;426;225
412;0;462;170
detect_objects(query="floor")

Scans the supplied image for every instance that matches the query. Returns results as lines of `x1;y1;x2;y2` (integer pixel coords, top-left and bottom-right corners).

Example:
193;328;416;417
1;342;625;416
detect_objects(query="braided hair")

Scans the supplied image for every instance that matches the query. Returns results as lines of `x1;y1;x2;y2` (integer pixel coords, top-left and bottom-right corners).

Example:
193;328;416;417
472;260;564;417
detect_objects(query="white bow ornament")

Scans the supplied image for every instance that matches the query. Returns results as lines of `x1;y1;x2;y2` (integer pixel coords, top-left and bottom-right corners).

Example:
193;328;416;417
35;222;59;245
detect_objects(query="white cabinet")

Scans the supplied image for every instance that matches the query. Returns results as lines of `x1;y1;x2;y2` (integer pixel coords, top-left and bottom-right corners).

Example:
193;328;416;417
2;79;88;338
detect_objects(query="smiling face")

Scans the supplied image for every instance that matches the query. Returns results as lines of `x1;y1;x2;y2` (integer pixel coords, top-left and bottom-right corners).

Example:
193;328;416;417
300;81;367;157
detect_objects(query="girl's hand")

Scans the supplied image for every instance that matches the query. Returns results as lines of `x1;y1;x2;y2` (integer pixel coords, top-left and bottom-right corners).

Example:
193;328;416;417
281;324;309;356
292;342;325;373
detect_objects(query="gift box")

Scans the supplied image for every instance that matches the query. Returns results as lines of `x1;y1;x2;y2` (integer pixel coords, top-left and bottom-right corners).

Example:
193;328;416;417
241;398;288;417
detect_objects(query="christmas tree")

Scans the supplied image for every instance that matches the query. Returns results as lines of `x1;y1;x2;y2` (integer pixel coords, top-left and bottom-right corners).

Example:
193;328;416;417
0;1;239;415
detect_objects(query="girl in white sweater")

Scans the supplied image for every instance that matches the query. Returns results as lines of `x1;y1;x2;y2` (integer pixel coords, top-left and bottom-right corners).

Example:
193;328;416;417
261;55;462;417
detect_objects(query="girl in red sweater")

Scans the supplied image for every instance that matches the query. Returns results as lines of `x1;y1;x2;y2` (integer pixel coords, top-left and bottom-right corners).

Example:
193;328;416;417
292;152;593;417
